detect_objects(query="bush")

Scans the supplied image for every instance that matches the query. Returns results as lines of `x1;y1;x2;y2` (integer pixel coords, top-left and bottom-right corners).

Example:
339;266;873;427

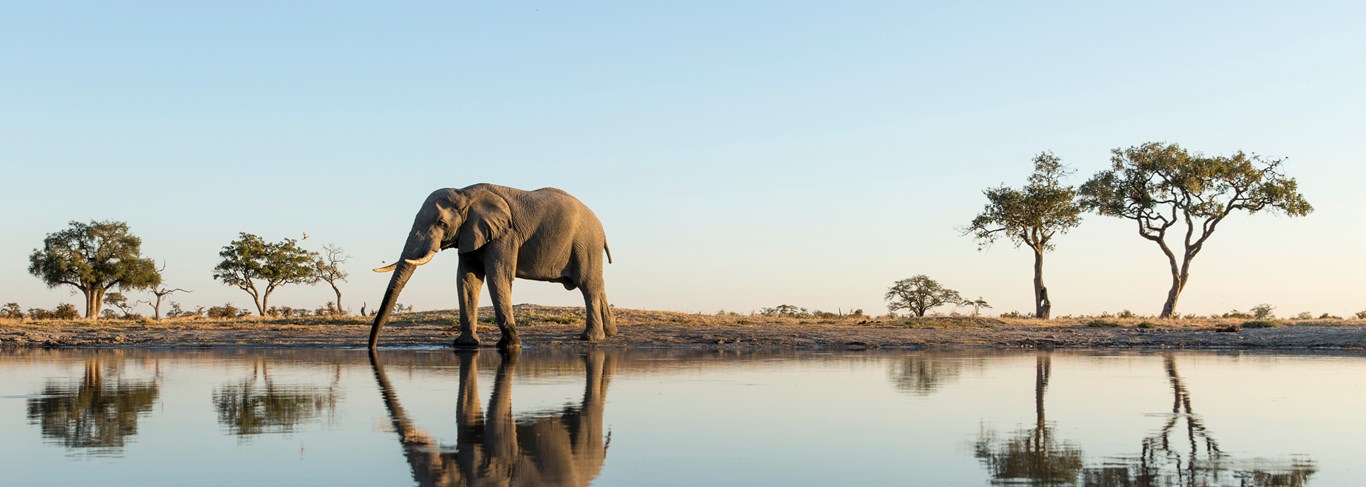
1136;321;1158;329
1;303;22;319
1117;310;1136;319
1000;311;1029;319
1293;312;1313;320
1251;304;1275;319
1243;320;1282;328
1356;310;1366;320
1222;309;1252;319
760;304;809;318
208;303;251;319
1086;319;1122;328
1319;313;1342;320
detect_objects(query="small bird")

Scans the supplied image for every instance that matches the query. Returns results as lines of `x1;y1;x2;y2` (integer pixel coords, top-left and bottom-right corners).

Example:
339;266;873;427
302;232;309;241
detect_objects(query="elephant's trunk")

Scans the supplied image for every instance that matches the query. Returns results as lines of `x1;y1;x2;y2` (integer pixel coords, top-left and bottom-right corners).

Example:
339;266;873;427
369;262;416;349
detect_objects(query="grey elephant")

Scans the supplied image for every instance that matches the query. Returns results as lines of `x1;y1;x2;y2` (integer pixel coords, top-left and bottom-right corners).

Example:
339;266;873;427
368;184;615;350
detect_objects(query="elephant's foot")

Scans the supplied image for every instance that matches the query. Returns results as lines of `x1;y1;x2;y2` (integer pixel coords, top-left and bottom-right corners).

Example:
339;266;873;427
580;328;606;342
453;334;481;348
496;333;522;351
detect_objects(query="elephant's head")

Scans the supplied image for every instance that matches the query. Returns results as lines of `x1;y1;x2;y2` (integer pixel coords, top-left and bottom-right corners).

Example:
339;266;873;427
368;187;512;348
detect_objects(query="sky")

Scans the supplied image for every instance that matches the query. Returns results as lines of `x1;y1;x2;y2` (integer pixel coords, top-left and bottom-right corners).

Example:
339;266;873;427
2;1;1363;318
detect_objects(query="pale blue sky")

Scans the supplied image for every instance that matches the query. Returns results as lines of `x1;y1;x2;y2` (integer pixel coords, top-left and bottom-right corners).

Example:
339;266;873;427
3;1;1363;317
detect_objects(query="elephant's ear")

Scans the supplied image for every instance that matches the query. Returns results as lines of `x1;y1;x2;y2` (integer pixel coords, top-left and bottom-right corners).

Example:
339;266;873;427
458;193;512;253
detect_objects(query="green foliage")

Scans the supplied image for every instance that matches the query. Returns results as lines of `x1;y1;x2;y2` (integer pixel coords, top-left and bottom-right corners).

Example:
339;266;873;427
207;303;251;319
1251;304;1275;320
1222;309;1252;319
966;152;1082;252
1243;320;1282;328
760;304;808;318
1000;311;1030;319
1;303;22;319
1136;321;1157;329
1117;309;1136;319
28;303;80;320
213;233;319;316
28;220;161;319
1318;313;1341;320
1086;319;1122;328
1293;311;1313;320
885;275;963;317
1078;142;1312;317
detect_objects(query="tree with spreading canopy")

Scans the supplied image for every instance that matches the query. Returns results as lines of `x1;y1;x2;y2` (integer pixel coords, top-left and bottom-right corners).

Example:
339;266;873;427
886;275;963;317
965;152;1081;319
212;233;319;317
28;220;161;320
1078;142;1312;318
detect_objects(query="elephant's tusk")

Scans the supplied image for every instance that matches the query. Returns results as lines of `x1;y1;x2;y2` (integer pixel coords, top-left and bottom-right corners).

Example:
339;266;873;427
403;250;437;267
374;262;399;273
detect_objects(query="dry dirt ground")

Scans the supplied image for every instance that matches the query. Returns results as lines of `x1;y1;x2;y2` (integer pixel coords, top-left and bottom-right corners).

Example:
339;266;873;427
2;304;1365;350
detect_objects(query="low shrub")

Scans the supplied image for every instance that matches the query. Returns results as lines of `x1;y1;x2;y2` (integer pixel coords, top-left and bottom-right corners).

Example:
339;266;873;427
1242;320;1282;329
1086;319;1122;328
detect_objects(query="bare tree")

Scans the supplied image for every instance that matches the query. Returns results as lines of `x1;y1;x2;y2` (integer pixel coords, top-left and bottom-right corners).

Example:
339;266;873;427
142;286;190;321
313;244;349;315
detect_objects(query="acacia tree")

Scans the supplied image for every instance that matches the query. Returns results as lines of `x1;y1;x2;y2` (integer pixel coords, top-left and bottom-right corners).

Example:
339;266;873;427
213;233;319;317
313;244;349;315
965;152;1082;319
1079;142;1312;318
963;297;992;317
886;275;963;317
28;220;161;320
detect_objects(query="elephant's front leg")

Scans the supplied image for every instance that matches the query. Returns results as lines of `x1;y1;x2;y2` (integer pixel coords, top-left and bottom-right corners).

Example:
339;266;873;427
485;265;521;350
454;261;485;347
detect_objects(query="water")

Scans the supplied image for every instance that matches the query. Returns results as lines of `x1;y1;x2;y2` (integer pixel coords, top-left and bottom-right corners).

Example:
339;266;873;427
1;348;1360;486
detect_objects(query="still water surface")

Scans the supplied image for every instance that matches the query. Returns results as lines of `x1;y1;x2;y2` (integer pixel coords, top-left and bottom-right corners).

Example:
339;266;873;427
1;348;1360;486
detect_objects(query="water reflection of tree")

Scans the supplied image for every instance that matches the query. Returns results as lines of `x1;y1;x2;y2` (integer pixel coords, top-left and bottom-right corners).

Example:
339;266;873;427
213;360;341;435
371;349;614;487
890;353;982;395
974;353;1084;484
1083;353;1316;487
26;358;160;453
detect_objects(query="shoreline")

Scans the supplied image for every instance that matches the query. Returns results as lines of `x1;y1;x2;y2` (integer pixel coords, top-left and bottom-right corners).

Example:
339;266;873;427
3;305;1365;351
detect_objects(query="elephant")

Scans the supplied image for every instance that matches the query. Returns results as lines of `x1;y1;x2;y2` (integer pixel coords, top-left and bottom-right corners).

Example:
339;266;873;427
368;184;615;350
369;350;614;486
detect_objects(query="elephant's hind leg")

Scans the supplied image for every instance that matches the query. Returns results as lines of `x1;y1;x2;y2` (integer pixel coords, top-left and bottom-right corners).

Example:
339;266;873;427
579;277;612;341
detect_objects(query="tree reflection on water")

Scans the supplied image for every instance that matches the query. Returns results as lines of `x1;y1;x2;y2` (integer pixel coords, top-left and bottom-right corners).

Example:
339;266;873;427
1082;354;1316;487
370;349;614;487
26;358;159;454
212;360;341;436
974;353;1316;486
974;353;1084;484
889;352;985;396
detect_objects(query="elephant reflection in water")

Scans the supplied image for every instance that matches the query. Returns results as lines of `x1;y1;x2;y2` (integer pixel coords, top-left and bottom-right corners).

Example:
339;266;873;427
26;357;159;453
370;350;613;487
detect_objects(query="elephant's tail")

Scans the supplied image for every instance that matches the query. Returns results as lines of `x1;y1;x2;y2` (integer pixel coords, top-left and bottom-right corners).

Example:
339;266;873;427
604;242;613;264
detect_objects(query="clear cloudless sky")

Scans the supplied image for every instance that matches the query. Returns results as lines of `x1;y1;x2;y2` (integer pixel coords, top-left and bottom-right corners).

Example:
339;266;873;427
2;1;1363;318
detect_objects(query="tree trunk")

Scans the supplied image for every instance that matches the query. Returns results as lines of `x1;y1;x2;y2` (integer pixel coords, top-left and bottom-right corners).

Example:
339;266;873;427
256;294;268;318
84;288;105;320
1032;248;1050;319
153;295;163;321
1159;256;1193;319
331;282;344;316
